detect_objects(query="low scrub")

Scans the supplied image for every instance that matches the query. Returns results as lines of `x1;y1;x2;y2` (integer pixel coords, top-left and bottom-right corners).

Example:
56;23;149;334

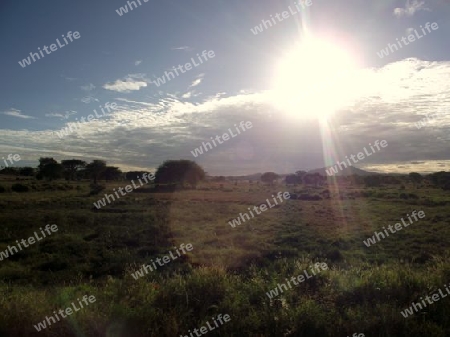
11;183;29;193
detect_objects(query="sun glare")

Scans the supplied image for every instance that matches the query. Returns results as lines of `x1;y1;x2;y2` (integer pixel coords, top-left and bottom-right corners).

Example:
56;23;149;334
271;38;358;119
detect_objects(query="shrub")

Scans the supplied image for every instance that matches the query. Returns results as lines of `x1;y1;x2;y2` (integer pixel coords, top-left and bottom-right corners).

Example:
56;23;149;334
298;193;322;201
0;185;5;193
89;184;105;196
11;183;29;193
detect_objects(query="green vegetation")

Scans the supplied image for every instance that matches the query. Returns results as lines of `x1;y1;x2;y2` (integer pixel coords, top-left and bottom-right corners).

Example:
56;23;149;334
0;170;449;336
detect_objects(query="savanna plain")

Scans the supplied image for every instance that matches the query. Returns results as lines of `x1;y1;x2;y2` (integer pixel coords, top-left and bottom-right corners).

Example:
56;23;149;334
0;175;449;337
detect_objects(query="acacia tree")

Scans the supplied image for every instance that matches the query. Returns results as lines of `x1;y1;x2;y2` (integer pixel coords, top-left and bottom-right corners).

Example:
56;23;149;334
61;159;86;181
261;172;279;185
102;166;123;181
409;172;423;188
285;170;307;185
155;160;205;188
285;174;298;185
37;157;63;181
85;160;107;184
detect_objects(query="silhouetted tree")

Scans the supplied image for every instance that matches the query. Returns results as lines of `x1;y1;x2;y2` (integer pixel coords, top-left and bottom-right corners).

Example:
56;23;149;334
295;170;307;178
155;160;205;188
0;167;19;176
285;174;298;185
38;157;57;172
428;171;450;189
19;167;35;176
409;172;423;188
126;171;149;180
61;159;86;181
303;173;322;187
85;160;107;184
102;166;123;181
261;172;279;184
38;157;63;180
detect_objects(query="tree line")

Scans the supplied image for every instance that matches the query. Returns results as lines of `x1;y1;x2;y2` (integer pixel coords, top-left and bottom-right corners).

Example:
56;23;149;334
1;158;206;187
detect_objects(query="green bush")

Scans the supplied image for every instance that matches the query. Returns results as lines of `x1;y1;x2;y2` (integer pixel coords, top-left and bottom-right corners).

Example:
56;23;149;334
0;185;5;193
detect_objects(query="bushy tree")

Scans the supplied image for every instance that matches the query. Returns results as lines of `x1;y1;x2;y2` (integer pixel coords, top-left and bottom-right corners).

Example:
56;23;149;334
285;174;299;185
261;172;279;184
285;170;308;185
38;157;57;171
409;172;423;184
102;166;123;181
61;159;86;180
303;173;323;187
19;167;35;176
428;171;450;188
0;167;19;176
126;171;149;181
38;157;63;181
364;175;382;187
85;160;107;184
155;160;205;188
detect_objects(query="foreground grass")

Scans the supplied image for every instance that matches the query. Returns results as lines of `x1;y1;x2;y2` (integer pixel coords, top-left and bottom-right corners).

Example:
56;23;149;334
0;178;449;336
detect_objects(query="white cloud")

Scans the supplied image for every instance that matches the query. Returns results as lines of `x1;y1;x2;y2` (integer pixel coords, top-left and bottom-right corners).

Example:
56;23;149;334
189;73;205;88
45;111;77;120
60;74;77;82
103;76;148;93
2;58;450;174
135;60;142;66
182;92;192;99
406;27;415;35
80;96;100;104
80;83;96;91
394;0;430;17
171;46;193;51
3;108;36;119
127;73;147;80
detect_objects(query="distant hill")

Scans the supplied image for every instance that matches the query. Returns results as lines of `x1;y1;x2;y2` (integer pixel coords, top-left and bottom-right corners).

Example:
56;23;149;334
308;166;378;176
209;167;382;180
207;173;262;181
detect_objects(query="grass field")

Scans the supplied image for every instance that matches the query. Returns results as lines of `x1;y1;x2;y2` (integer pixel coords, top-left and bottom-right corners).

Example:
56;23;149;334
0;176;450;336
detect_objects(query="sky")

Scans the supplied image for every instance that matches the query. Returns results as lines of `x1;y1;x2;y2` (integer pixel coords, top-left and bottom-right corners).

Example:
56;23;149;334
1;0;450;175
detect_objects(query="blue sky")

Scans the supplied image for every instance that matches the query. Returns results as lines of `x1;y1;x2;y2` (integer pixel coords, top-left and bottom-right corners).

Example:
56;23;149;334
1;0;450;175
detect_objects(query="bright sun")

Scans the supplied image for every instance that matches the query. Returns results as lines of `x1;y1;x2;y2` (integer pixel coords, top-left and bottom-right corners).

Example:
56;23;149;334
271;38;358;119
